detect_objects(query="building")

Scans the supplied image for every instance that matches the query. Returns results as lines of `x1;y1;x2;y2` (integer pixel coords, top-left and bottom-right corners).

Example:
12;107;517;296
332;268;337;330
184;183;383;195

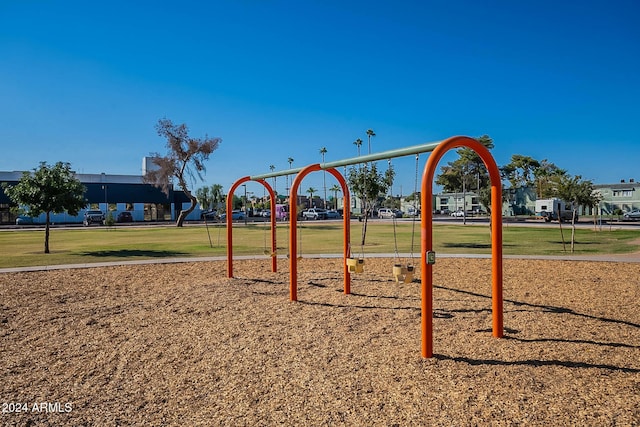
0;170;195;225
594;179;639;215
433;179;640;217
434;191;483;214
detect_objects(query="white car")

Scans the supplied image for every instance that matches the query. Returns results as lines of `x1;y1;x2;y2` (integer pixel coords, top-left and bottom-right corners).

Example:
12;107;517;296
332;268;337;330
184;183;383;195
623;209;640;220
450;210;465;217
377;208;402;219
302;208;328;220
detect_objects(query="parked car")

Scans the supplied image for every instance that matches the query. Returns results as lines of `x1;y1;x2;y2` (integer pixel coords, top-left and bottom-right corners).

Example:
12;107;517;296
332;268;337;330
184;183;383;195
116;211;133;223
302;208;328;220
450;210;465;217
623;209;640;220
83;210;105;226
220;210;246;221
261;210;271;218
377;208;402;219
15;216;34;225
200;210;219;220
326;210;341;219
406;207;420;216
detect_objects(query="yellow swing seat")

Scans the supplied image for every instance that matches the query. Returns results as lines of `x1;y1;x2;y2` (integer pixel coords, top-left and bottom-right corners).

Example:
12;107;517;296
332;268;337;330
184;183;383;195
346;257;365;273
393;264;415;283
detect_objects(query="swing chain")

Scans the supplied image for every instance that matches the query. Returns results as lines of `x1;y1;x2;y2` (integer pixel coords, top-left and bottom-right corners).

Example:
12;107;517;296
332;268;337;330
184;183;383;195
409;154;419;262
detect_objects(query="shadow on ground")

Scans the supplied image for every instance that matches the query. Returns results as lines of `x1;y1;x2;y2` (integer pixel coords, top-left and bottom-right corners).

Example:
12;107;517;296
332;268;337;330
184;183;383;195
78;249;188;258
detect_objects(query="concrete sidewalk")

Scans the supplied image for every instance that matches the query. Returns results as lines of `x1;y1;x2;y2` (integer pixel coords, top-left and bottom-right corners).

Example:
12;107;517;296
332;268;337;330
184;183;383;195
1;252;638;274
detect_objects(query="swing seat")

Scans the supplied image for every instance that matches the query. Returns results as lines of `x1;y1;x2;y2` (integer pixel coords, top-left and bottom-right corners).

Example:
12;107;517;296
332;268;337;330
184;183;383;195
263;250;278;257
393;264;415;283
346;257;365;273
404;265;415;283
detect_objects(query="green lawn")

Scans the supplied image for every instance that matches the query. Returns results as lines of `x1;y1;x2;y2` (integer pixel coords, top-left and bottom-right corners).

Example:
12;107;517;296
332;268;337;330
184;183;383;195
1;221;638;268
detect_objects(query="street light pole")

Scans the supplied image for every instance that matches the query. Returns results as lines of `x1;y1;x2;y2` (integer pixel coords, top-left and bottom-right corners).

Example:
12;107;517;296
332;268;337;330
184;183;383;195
102;184;108;214
462;164;467;225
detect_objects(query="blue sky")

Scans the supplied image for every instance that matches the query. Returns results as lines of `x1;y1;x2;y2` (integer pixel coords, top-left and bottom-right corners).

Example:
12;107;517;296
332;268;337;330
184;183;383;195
1;0;639;198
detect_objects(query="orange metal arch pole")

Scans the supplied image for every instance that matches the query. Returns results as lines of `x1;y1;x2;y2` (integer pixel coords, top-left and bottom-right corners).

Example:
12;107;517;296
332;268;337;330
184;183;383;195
289;165;352;300
226;176;250;278
226;176;278;278
421;136;503;358
325;168;351;294
255;178;278;273
289;164;321;301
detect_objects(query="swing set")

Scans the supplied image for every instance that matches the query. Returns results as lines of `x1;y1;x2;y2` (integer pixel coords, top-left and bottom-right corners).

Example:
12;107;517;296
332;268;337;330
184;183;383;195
226;136;504;358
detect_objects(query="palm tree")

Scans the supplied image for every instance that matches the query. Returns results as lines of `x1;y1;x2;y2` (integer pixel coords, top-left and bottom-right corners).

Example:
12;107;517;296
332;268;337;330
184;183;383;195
319;147;328;209
353;138;363;156
269;164;276;197
329;184;341;209
195;186;211;210
306;187;317;207
210;184;224;206
204;184;224;220
286;157;294;199
366;128;376;154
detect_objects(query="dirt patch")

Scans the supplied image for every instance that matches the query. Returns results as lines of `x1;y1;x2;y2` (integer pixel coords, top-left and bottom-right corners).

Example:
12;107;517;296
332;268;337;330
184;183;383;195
1;258;639;426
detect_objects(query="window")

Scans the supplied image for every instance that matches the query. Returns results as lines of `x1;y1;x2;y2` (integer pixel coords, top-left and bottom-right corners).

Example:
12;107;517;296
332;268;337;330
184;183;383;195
613;190;634;197
157;203;172;221
0;204;10;224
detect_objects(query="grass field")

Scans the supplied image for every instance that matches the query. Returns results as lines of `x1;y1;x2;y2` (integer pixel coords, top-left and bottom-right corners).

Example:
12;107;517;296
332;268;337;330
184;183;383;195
0;221;639;268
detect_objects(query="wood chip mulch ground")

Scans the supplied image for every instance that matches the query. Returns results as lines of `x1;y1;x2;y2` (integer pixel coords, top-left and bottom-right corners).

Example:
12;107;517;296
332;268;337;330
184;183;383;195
1;257;639;426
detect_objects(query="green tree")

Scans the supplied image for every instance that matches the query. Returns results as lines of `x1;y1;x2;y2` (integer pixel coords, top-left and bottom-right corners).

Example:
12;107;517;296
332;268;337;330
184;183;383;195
435;135;494;194
195;186;212;210
144;118;222;227
2;161;86;253
501;154;541;189
534;160;566;198
348;163;395;245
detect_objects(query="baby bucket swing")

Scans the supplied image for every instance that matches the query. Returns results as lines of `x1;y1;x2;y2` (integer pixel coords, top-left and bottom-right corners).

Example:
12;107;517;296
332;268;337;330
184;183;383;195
346;216;366;274
346;161;369;274
391;154;420;283
261;186;278;257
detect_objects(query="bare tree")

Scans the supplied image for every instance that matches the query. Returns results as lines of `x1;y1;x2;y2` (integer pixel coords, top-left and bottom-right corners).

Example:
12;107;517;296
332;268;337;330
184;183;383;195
549;174;595;253
145;118;221;227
